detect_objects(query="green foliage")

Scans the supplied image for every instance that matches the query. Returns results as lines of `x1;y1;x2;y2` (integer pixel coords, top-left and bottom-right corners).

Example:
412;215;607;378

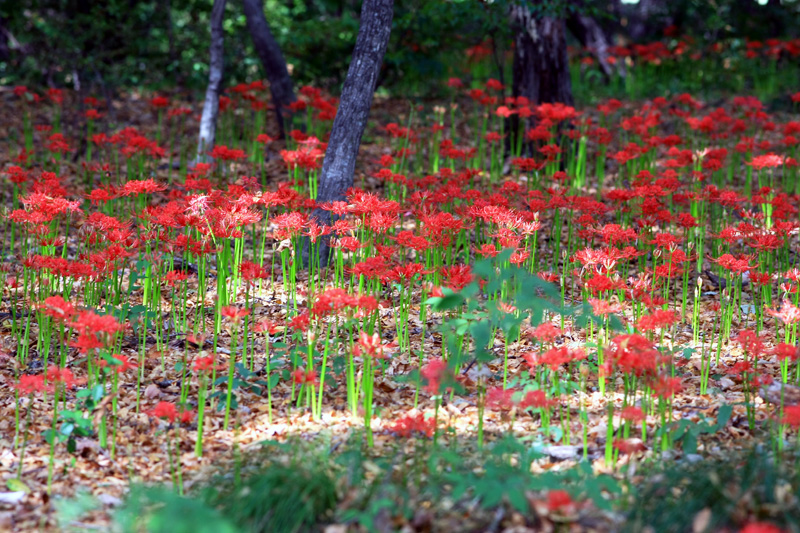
441;435;621;512
658;404;733;455
428;249;563;369
54;489;101;532
1;0;504;94
202;440;338;533
624;446;800;532
43;384;104;454
115;485;240;533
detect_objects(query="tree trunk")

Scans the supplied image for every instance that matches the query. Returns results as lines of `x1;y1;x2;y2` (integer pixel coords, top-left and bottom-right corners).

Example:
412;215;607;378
566;10;624;81
511;5;573;115
308;0;394;267
242;0;297;138
0;17;10;62
197;0;227;162
619;0;669;43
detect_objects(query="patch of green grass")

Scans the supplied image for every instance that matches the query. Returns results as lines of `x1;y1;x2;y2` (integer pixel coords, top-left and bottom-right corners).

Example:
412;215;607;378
624;446;800;532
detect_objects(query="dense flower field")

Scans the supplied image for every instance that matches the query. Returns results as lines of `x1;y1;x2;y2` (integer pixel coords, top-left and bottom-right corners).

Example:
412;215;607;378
3;53;800;529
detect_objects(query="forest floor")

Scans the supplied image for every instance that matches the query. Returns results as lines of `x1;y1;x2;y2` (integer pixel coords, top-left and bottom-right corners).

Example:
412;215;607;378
0;87;797;532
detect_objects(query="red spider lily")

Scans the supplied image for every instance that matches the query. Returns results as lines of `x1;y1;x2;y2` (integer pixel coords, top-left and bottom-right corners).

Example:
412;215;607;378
574;247;625;273
389;412;435;438
650;232;682;249
486;78;504;91
47;133;70;153
613;438;647;455
147;402;179;423
303;220;330;243
17;374;49;395
526;346;586;372
746;153;783;170
253;318;282;335
192;355;223;372
587;298;622;316
167;107;192;119
546;490;574;513
383;262;432;285
772;343;799;362
288;311;311;332
353;331;388;360
119;179;165;196
99;354;138;374
637;309;678;331
765;300;800;325
620;406;645;423
280;145;324;171
781;405;800;429
536;103;578;123
46;366;76;389
711;253;757;274
737;330;765;359
608;334;660;377
421;358;448;395
41;295;76;322
272;211;308;240
651;375;683;399
597;224;638;246
209;145;246;161
485;387;516;411
519;390;557;410
164;270;189;286
750;272;772;287
739;522;786;533
729;360;754;377
238;260;269;281
526;125;552;142
439;264;473;292
495;106;514;118
585;274;624;295
70;311;124;352
150;96;170;108
311;288;358;317
529;323;563;343
292;368;319;386
220;306;250;323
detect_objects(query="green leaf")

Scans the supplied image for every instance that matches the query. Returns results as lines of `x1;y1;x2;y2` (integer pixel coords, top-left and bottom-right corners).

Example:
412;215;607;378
60;422;76;438
507;489;529;513
714;404;733;431
90;385;105;405
6;478;30;493
234;363;255;378
430;292;465;311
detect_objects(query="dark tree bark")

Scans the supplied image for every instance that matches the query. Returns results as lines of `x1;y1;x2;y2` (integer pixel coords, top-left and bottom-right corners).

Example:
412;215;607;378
617;0;670;43
0;17;10;62
566;9;624;80
511;4;573;113
197;0;227;162
242;0;297;138
308;0;394;267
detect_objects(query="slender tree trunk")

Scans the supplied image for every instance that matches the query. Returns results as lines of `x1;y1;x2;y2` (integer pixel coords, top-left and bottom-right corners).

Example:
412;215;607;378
566;10;624;80
307;0;394;267
511;5;573;118
197;0;227;162
0;17;10;62
242;0;297;138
